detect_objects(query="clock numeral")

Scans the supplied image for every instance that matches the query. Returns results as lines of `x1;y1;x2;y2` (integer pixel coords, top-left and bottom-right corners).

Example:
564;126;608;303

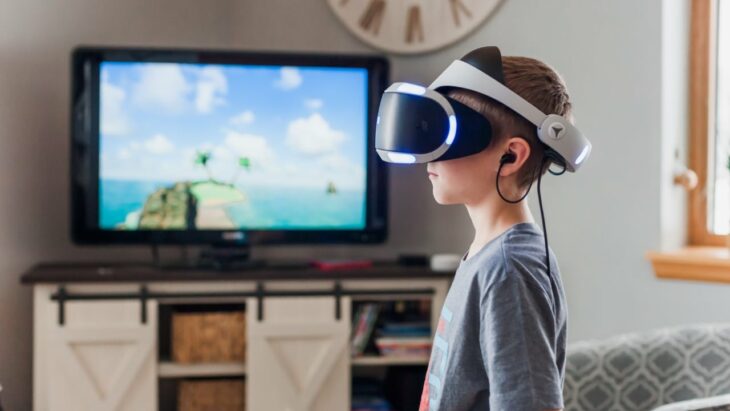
359;0;386;36
406;5;424;43
449;0;472;27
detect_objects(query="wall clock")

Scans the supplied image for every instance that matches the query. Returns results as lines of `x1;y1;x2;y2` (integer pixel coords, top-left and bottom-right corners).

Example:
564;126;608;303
326;0;504;54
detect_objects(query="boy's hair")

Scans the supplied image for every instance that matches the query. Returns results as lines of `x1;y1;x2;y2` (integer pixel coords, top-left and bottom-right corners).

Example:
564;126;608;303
446;56;573;187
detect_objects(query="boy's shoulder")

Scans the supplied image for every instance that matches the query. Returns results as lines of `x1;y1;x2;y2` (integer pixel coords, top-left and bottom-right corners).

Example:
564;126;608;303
463;222;555;293
499;222;549;269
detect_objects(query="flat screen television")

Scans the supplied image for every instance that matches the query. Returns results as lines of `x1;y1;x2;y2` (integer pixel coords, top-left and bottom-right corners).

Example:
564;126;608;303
71;46;389;246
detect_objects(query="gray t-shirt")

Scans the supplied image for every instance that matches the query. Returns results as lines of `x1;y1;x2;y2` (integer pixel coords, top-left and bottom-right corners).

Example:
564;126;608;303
419;222;567;411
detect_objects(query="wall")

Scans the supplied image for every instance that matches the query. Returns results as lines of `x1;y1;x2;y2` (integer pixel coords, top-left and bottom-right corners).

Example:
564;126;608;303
2;0;729;409
0;0;235;409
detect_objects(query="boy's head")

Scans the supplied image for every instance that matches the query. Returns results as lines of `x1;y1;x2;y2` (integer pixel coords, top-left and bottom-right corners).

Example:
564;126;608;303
426;56;574;205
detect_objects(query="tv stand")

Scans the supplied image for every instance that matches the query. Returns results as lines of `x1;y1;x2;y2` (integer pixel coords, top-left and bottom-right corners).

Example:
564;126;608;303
21;262;453;411
150;244;269;270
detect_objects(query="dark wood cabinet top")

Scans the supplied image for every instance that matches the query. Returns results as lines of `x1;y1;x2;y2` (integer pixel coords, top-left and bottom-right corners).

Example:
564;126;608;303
21;260;454;284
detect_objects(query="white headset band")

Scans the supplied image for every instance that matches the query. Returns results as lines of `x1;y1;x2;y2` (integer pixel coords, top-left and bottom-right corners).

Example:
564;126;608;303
428;60;548;127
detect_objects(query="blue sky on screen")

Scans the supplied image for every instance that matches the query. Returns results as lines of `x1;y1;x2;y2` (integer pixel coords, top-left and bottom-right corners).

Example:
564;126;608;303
99;62;369;190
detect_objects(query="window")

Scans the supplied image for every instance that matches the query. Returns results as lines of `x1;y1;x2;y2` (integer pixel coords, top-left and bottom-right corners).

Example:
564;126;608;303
712;0;730;235
689;0;730;245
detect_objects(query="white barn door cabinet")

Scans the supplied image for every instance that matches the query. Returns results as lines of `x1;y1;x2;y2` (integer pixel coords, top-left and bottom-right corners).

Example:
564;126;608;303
24;263;452;411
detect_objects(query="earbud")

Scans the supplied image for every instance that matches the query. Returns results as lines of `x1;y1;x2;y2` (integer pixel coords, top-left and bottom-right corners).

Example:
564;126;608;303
500;152;516;165
496;151;529;204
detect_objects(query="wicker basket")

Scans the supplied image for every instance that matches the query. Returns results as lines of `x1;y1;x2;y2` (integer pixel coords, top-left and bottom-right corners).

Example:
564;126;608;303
172;311;246;363
178;379;245;411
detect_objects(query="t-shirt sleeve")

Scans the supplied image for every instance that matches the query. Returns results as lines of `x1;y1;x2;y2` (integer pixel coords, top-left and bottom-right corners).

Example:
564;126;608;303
480;263;564;410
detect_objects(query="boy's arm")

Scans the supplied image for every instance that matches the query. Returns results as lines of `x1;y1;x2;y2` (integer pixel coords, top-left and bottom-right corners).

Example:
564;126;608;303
480;271;564;410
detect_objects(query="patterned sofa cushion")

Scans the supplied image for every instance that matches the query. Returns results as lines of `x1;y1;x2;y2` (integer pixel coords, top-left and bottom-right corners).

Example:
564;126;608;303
563;324;730;411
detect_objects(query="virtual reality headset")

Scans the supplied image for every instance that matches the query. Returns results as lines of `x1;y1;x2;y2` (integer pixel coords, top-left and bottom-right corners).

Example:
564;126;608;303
374;46;591;172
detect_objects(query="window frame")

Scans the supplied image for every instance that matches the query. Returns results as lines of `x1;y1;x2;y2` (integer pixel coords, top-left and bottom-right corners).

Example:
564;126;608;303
688;0;726;246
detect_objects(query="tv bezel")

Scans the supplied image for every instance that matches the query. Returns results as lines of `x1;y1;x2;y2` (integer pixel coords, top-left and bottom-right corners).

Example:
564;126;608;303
70;46;389;246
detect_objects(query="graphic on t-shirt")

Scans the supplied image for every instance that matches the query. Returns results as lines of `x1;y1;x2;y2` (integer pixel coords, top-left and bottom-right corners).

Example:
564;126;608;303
419;305;453;411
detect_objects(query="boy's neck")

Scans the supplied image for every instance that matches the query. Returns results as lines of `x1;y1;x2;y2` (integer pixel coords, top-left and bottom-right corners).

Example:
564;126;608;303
464;195;534;259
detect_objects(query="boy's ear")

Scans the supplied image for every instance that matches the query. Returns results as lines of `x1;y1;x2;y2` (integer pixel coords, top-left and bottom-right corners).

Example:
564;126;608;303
497;137;531;177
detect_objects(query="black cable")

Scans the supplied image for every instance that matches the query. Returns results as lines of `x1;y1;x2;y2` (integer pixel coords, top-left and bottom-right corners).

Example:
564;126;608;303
496;153;565;305
537;154;565;308
495;161;536;204
548;155;567;176
537;156;552;280
549;165;567;176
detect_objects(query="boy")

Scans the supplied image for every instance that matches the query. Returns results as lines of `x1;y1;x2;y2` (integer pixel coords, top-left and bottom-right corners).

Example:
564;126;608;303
417;55;573;410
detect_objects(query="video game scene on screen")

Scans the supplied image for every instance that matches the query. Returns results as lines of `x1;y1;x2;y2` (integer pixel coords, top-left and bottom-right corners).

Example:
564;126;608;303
98;62;370;231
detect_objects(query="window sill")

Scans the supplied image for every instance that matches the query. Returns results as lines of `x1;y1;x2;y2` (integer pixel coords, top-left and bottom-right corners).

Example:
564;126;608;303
646;247;730;283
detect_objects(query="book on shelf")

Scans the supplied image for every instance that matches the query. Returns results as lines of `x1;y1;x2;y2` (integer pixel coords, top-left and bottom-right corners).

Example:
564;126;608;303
379;321;431;338
374;336;432;358
350;303;380;357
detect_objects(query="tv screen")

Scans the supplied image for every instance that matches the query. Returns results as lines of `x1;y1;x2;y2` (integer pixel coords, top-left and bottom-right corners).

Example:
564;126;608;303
71;47;389;245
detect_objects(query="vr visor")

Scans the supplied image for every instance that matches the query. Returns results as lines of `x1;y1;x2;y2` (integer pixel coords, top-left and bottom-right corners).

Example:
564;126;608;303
374;46;592;172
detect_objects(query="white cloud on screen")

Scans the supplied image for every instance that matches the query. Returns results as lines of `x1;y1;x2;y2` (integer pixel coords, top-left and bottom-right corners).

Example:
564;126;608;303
224;131;276;166
104;137;365;190
318;152;363;173
101;76;129;136
230;110;255;126
195;67;228;113
285;113;345;155
117;148;131;160
144;134;175;154
275;67;302;90
132;64;191;113
316;153;365;186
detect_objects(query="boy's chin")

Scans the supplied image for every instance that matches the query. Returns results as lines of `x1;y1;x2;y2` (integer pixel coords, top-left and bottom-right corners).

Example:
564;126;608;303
431;189;461;205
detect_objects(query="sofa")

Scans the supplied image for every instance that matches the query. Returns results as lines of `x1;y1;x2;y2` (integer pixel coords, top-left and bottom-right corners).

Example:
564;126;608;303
563;324;730;410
